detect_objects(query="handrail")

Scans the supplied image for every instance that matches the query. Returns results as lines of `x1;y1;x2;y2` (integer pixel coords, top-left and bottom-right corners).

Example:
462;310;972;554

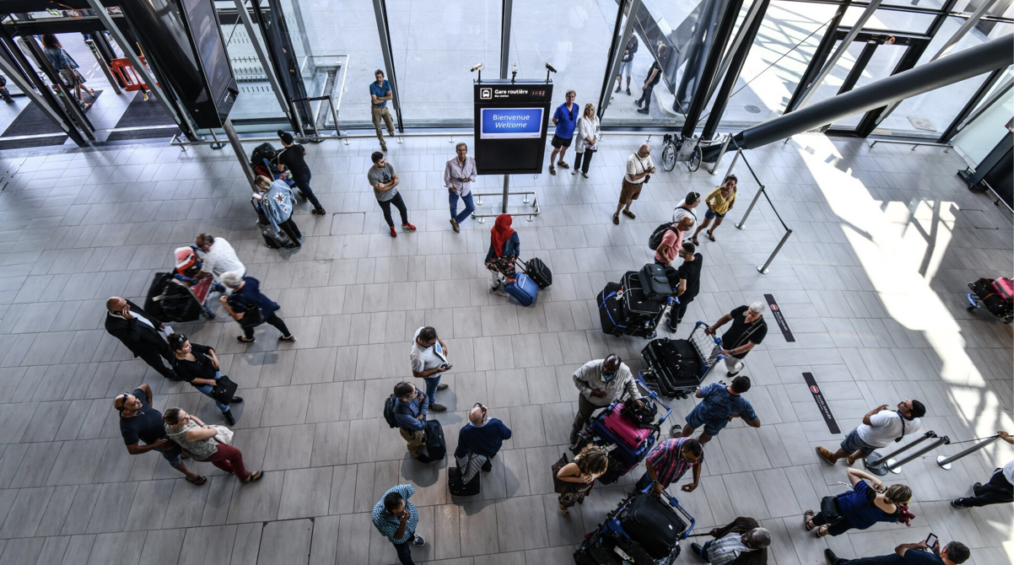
869;139;951;152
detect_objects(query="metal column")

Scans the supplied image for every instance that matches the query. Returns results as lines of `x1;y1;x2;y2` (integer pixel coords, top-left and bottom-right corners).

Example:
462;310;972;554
791;0;884;111
699;0;770;141
86;0;189;137
0;45;86;146
372;0;403;131
222;119;257;188
232;0;291;117
599;0;641;116
500;0;513;79
680;0;744;138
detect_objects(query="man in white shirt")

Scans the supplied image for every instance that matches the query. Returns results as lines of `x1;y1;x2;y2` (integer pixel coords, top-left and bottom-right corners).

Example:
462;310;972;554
816;399;926;465
570;354;644;443
672;192;701;242
444;143;477;233
195;233;246;285
410;326;450;412
952;430;1013;508
614;143;655;225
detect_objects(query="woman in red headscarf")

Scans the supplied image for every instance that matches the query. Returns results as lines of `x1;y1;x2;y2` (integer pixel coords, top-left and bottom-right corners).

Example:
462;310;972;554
484;214;520;291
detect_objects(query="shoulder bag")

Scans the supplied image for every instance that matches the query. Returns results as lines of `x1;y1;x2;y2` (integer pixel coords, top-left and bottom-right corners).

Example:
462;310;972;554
210;375;239;405
551;453;577;494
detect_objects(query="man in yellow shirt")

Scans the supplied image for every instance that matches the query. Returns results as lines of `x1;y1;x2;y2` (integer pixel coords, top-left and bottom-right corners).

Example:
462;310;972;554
691;174;737;245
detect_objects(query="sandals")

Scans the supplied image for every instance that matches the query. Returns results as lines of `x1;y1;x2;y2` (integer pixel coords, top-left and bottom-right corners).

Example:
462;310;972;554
557;161;570;169
612;214;620;225
816;446;836;465
237;336;255;343
187;475;207;486
804;510;815;531
622;210;636;220
279;335;296;342
707;233;716;242
815;526;829;538
243;470;264;484
549;166;556;176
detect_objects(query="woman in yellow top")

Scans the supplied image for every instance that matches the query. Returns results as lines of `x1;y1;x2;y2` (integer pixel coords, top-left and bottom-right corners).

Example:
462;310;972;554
691;174;737;244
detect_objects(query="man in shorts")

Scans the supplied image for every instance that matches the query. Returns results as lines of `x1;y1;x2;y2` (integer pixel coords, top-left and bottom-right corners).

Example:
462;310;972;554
817;399;926;466
680;376;760;445
548;90;578;175
614;33;639;95
614;143;655;224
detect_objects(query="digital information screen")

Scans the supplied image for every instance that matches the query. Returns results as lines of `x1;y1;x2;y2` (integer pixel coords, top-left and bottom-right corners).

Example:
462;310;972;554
479;108;545;139
474;82;553;175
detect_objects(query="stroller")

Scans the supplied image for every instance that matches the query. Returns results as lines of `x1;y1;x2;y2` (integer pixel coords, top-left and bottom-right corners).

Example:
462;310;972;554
571;375;672;486
574;486;695;565
143;247;216;322
967;277;1013;324
643;321;726;399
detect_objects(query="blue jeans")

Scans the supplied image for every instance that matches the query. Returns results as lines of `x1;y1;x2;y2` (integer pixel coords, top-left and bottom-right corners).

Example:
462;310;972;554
424;375;441;407
449;190;475;224
699;540;712;561
294;170;323;211
392;531;416;565
195;371;230;412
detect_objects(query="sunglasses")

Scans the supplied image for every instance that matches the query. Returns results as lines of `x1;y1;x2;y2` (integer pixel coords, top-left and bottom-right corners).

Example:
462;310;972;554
473;402;488;415
115;391;131;412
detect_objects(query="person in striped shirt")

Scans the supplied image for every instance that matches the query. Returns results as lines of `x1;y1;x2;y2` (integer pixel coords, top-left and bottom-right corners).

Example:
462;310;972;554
372;484;425;565
635;436;704;495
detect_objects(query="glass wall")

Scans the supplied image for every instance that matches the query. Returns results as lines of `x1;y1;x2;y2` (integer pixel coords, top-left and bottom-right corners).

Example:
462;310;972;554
952;84;1012;164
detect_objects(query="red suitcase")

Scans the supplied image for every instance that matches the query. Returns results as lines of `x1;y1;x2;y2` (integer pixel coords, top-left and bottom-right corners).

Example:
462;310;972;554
602;404;653;450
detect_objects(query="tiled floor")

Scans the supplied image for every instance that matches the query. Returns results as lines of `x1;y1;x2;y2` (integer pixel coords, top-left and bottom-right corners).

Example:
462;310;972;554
0;132;1012;565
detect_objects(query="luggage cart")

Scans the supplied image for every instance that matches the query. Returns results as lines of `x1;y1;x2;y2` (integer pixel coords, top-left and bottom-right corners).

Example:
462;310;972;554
574;486;695;565
571;374;672;485
967;277;1013;324
642;321;726;399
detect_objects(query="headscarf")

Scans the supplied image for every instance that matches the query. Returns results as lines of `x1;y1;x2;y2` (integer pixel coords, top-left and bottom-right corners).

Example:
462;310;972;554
491;214;514;257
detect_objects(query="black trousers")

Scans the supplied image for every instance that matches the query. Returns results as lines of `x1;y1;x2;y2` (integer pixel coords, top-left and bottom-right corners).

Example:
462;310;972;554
638;85;654;110
958;469;1014;507
573;149;595;173
392;533;416;565
243;313;292;340
811;511;854;536
139;348;177;380
668;294;696;328
378;192;409;227
295;171;323;211
278;214;302;246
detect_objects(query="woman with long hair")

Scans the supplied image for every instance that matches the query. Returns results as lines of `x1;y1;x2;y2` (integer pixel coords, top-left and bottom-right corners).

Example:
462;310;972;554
556;445;609;516
484;213;519;292
40;34;94;108
572;102;600;178
690;174;738;244
804;468;914;538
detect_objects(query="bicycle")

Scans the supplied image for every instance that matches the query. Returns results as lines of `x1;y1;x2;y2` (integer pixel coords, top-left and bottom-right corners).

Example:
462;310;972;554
661;133;723;173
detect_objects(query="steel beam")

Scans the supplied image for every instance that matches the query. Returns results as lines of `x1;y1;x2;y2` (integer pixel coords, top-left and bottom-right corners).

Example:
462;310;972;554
680;0;744;137
600;0;641;116
500;0;513;79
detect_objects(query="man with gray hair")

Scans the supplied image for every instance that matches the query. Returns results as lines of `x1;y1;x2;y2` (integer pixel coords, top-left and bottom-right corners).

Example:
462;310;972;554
195;233;245;286
444;142;477;233
704;303;769;377
453;403;511;484
690;516;771;565
615;143;655;225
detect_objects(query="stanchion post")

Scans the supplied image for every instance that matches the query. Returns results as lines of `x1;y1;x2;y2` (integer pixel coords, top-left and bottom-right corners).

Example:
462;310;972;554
734;184;764;230
709;134;733;176
328;94;342;137
758;228;792;275
885;435;950;474
222;118;257;189
502;174;510;214
936;435;1002;470
866;432;937;475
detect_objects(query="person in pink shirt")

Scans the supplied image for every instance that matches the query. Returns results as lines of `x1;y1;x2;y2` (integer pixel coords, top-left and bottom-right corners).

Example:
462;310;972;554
655;215;693;266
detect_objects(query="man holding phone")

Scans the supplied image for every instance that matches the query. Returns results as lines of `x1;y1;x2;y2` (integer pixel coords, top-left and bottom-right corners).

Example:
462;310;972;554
444;142;477;233
614;143;655;224
372;484;426;565
824;538;970;564
411;326;450;412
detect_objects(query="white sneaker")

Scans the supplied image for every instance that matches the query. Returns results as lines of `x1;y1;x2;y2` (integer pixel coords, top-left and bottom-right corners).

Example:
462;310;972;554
412;535;425;546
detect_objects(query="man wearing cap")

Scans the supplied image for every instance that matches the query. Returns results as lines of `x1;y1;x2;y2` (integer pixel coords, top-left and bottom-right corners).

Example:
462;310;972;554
817;399;927;466
115;383;206;485
570;354;644;444
705;303;769;377
277;130;326;215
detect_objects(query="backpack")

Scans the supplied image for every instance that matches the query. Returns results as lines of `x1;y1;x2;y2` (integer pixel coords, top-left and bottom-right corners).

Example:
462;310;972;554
383;394;415;429
648;224;678;250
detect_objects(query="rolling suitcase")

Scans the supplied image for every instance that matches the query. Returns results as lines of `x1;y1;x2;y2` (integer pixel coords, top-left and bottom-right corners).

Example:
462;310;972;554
448;465;481;496
619;492;687;559
642;338;704;399
599;403;655;451
417;420;447;463
506;272;539;306
638;263;674;299
574;529;619;565
518;258;552;289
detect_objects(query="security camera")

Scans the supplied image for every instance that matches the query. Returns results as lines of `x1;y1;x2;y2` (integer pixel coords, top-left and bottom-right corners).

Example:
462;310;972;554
470;63;483;72
545;63;558;73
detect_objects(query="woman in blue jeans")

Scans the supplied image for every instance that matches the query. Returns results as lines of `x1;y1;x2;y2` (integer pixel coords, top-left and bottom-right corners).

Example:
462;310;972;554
168;334;243;425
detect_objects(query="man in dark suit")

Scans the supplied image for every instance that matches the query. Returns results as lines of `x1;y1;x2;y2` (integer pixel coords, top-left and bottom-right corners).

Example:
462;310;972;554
104;296;177;380
690;516;770;565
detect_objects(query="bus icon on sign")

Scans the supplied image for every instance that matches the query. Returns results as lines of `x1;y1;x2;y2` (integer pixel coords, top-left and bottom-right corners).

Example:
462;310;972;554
480;88;492;100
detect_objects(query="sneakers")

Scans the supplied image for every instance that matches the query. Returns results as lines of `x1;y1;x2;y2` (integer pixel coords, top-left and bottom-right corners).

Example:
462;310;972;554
482;459;492;472
626;87;632;96
402;223;417;231
437;383;449;391
312;208;327;215
973;482;982;495
389;226;397;238
614;85;622;93
230;396;243;403
824;549;838;565
637;108;649;114
666;323;677;334
690;543;707;562
450;218;460;233
412;535;425;546
726;361;744;377
429;403;447;412
951;498;967;509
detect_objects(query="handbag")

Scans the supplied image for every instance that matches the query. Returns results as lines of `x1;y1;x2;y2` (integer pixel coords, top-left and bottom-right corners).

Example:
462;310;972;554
552;453;577;494
213;425;234;445
238;304;263;328
820;495;840;521
210;375;239;405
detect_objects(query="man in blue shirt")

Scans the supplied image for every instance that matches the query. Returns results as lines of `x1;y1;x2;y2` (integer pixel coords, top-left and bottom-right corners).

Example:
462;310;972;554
548;90;578;176
392;382;429;458
454;403;512;484
824;539;970;565
370;69;395;151
372;484;425;565
681;376;760;445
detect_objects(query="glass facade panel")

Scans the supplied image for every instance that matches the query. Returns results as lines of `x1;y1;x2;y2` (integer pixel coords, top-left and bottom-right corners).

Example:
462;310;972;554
952;85;1012;164
841;7;938;32
218;7;288;121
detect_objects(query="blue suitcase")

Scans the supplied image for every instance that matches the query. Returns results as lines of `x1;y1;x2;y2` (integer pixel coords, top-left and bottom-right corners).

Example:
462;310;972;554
506;273;538;306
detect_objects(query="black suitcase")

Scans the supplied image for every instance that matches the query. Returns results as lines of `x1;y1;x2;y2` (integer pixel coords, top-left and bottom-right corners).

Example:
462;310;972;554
519;258;552;289
574;529;619;565
638;263;675;298
417;420;446;463
597;282;661;339
143;273;205;323
642;339;704;399
619;492;687;559
621;272;664;318
250;142;279;169
447;465;481;496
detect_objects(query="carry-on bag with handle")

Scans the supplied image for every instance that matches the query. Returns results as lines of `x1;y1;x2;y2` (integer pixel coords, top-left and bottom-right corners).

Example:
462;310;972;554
417;419;447;463
505;272;539;306
618;491;687;558
517;257;552;289
448;464;481;496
